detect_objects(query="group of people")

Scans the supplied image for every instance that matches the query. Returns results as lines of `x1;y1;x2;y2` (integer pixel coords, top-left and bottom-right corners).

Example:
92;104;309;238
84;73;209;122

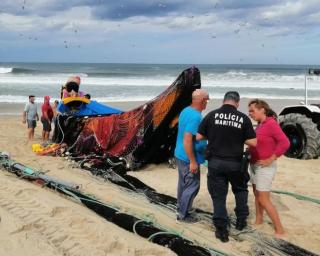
174;90;290;243
23;84;290;242
23;95;59;142
22;76;91;142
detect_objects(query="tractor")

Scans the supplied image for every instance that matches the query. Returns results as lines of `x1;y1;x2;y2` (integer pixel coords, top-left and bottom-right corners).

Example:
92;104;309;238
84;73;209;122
279;69;320;159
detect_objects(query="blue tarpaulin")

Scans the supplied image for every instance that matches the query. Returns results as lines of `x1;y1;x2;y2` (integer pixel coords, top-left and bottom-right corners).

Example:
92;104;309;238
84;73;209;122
58;100;123;116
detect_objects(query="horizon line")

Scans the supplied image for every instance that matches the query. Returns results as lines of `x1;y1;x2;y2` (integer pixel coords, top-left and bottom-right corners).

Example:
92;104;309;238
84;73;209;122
1;61;320;67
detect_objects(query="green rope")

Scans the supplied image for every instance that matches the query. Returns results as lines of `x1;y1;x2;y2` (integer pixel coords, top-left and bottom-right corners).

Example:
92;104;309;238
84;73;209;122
75;193;228;256
58;186;83;203
148;230;228;256
83;192;97;199
271;189;320;205
202;158;320;206
133;219;147;235
145;203;229;256
58;186;120;211
181;224;230;256
141;212;157;224
207;248;230;256
1;156;230;255
72;194;120;212
148;231;178;241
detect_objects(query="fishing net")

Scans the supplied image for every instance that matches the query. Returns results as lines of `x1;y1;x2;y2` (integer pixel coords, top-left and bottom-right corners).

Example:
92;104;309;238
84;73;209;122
52;66;201;169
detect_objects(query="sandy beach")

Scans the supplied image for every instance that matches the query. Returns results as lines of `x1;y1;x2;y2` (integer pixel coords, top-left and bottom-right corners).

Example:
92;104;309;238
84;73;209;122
0;99;319;256
2;0;320;254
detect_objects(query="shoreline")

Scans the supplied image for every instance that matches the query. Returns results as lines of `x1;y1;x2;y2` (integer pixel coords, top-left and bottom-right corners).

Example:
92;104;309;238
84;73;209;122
0;98;318;117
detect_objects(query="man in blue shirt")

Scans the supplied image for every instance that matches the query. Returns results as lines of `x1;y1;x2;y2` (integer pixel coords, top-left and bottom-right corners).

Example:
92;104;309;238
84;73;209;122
174;89;209;223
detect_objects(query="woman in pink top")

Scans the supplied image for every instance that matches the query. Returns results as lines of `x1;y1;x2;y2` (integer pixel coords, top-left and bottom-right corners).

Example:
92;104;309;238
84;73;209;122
248;99;290;238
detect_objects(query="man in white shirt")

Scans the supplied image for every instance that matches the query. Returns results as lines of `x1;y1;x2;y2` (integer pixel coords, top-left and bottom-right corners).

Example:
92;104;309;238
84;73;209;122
22;95;39;141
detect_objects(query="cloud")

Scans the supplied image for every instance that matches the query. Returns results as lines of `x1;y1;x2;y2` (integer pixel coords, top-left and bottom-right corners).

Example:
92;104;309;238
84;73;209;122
0;0;319;64
91;1;183;20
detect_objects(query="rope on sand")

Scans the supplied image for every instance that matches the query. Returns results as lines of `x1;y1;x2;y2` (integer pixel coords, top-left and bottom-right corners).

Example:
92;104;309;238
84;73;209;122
204;160;320;205
148;231;178;241
0;152;229;256
271;189;320;205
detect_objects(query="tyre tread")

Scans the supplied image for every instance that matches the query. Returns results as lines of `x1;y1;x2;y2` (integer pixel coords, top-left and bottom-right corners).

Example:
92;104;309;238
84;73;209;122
279;113;320;159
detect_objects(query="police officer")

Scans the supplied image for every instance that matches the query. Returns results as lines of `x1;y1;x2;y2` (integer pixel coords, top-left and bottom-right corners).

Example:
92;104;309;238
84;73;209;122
197;91;256;242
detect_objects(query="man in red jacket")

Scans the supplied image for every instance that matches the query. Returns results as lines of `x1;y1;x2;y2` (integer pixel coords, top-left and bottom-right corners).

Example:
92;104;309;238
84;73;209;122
41;96;54;142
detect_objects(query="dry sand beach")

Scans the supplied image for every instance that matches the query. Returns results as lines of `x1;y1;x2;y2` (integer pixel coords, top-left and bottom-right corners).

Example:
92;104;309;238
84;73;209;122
0;99;319;256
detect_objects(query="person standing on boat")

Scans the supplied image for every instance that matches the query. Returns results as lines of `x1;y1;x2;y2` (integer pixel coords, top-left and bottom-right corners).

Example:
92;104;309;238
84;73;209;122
61;76;84;99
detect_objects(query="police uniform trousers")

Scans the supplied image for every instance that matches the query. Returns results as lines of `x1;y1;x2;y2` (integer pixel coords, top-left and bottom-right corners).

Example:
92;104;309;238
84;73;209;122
207;158;249;229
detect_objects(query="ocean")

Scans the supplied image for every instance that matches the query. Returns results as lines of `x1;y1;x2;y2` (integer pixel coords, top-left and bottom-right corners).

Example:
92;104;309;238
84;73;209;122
0;62;320;103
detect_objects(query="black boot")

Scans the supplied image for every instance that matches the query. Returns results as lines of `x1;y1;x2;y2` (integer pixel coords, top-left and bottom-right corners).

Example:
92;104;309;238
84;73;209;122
235;219;247;231
215;228;229;243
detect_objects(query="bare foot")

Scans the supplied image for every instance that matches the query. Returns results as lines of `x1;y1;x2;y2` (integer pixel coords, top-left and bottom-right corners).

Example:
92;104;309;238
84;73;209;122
253;220;263;225
275;232;287;239
252;224;263;230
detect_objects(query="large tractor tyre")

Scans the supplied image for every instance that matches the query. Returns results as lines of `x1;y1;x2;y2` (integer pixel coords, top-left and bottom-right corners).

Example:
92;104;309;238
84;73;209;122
279;113;320;159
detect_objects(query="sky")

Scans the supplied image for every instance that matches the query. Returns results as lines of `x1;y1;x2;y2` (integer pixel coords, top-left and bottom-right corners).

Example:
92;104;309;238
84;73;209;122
0;0;320;64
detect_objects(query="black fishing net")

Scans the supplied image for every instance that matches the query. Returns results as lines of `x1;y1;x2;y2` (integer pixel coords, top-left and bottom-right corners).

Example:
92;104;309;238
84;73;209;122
52;66;201;170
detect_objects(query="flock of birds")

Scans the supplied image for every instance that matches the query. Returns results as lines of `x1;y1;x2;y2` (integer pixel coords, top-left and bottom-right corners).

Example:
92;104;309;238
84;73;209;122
4;1;284;62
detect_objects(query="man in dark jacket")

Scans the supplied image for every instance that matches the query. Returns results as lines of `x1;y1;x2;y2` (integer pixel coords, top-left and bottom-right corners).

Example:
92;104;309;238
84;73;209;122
197;91;256;242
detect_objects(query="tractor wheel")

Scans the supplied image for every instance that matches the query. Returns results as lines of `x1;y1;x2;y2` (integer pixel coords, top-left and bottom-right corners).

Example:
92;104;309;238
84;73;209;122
279;113;320;159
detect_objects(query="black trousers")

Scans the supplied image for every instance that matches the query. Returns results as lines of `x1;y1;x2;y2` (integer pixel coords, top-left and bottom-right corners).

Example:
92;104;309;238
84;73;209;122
207;158;249;229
